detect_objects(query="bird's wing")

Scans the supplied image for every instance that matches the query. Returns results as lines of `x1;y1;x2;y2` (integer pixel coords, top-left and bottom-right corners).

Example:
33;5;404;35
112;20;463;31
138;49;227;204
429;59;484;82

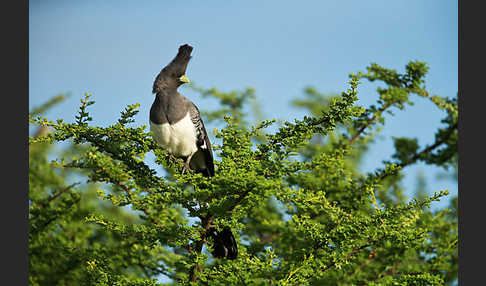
189;103;215;177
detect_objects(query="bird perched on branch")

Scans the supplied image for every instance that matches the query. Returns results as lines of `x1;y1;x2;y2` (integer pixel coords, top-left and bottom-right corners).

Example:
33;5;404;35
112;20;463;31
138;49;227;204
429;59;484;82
150;44;237;260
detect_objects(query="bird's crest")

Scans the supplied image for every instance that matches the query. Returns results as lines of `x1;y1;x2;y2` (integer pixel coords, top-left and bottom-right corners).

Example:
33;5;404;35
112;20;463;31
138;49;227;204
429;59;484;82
152;44;193;93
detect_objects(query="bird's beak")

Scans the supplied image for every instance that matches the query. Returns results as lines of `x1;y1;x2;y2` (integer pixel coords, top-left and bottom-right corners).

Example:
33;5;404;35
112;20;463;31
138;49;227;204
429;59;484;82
179;75;190;84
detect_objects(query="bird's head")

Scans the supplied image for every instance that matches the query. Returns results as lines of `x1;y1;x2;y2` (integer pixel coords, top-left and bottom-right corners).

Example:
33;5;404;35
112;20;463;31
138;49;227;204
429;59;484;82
152;44;193;93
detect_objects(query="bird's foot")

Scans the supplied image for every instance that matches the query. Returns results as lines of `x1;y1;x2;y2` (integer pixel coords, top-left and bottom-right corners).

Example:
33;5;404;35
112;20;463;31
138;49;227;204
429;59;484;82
181;163;193;175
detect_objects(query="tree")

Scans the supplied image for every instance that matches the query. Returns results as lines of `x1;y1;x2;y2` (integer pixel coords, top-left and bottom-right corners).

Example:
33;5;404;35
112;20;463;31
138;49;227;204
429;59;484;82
29;61;458;285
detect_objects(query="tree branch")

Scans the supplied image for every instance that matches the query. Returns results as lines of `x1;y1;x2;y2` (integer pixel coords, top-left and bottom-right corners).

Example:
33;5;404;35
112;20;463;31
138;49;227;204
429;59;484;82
397;122;457;168
349;100;396;145
38;182;80;209
189;215;214;283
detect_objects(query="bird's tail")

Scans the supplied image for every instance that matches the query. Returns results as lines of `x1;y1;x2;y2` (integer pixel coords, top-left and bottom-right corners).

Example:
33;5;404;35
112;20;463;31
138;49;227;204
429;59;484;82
207;226;238;260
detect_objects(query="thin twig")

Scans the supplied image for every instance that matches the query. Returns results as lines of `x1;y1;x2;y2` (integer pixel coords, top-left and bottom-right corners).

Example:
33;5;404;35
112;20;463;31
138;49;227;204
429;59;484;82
321;243;371;272
38;182;80;209
349;100;396;145
397;122;457;168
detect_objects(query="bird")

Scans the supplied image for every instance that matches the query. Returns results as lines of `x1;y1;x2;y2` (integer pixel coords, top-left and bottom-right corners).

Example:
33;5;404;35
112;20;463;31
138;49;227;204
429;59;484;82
207;226;238;260
150;44;212;177
150;44;237;260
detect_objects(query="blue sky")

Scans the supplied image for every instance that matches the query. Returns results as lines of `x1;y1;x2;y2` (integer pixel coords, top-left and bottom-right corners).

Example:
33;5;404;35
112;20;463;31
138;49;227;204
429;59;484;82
30;0;457;210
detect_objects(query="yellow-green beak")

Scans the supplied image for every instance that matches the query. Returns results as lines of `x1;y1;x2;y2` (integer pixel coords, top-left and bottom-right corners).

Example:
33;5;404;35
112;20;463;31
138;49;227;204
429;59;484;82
179;75;190;83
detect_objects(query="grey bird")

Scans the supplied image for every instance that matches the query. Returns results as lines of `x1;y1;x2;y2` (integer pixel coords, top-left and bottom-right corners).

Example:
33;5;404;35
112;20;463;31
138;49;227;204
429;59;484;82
150;44;237;260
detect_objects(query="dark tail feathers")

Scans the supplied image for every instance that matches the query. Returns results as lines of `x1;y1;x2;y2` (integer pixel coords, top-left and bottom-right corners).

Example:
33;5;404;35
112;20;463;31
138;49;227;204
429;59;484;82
207;227;238;260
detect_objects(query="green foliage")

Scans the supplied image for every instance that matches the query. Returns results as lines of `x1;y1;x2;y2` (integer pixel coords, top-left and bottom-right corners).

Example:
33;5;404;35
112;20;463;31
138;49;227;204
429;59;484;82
29;61;457;285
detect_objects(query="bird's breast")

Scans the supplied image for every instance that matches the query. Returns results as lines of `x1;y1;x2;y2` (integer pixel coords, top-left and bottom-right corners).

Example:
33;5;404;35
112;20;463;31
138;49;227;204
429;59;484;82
150;113;198;157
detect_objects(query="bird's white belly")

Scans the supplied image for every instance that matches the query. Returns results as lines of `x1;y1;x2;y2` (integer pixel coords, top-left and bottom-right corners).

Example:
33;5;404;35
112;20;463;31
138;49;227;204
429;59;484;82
150;113;198;157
